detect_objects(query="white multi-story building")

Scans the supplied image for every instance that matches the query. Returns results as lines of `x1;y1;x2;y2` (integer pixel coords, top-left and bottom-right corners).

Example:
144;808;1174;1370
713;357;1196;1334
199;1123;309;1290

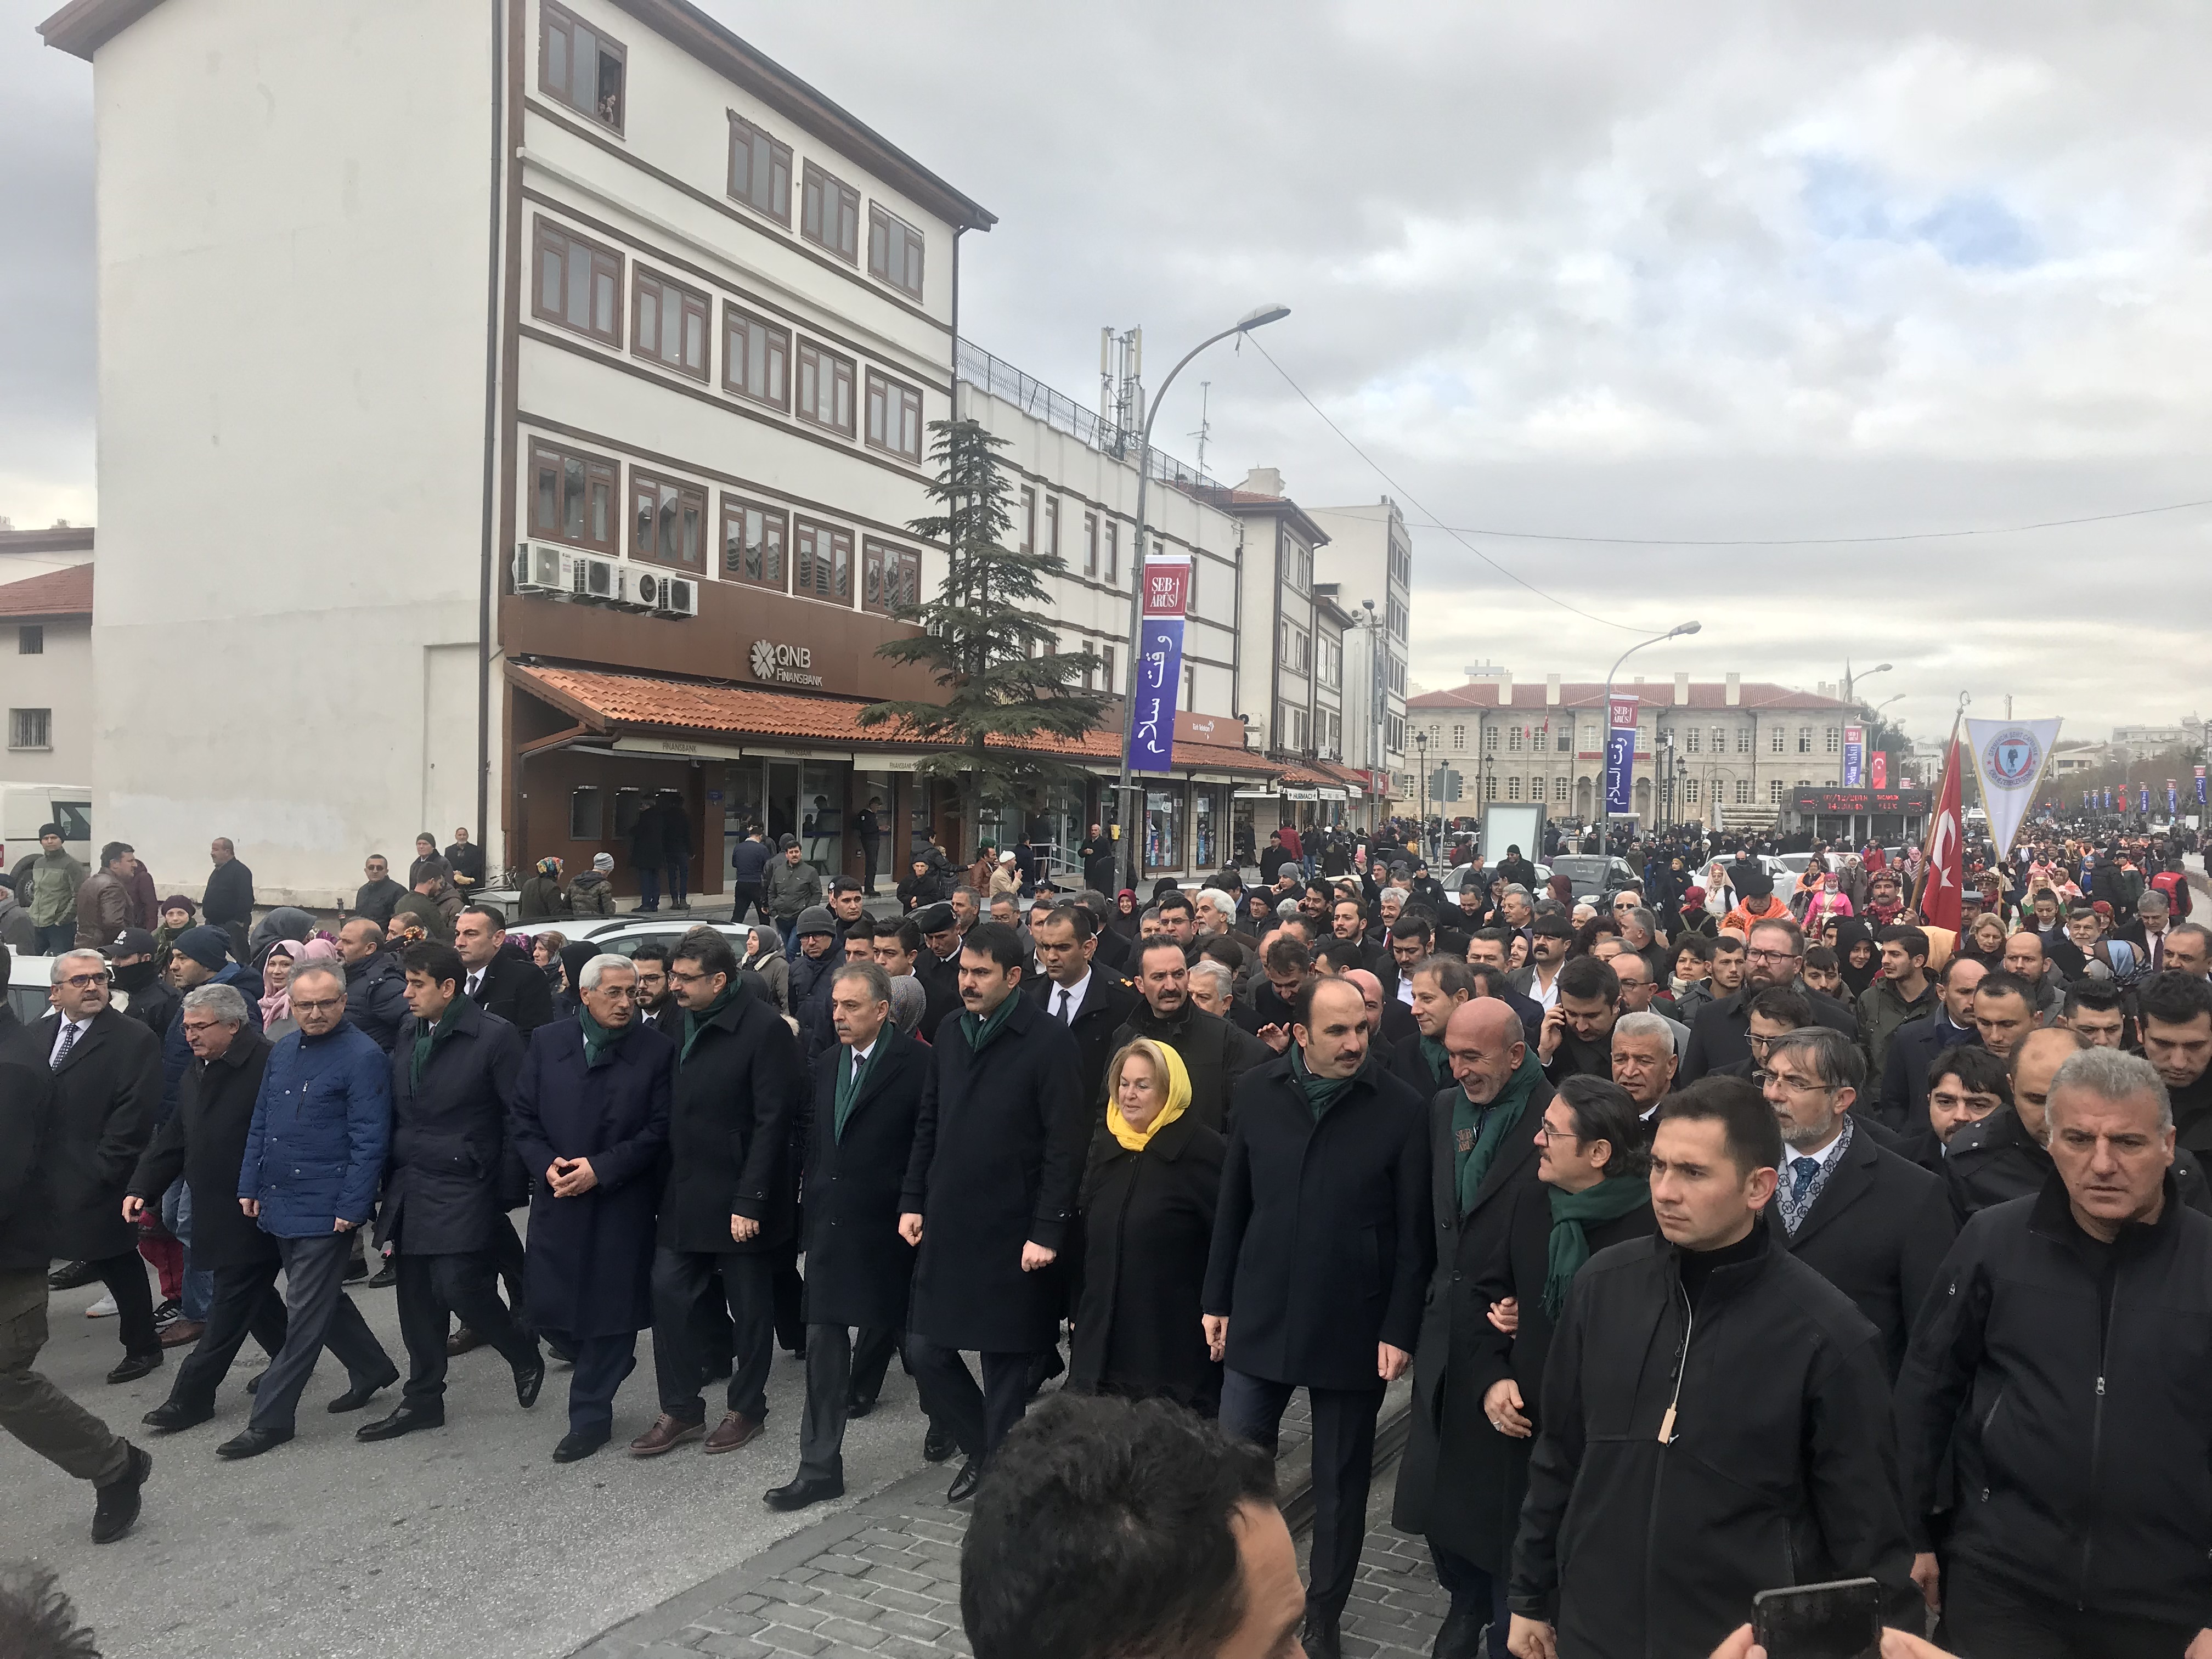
0;561;93;788
46;0;1000;902
1408;671;1914;837
2113;721;2203;764
1306;497;1410;791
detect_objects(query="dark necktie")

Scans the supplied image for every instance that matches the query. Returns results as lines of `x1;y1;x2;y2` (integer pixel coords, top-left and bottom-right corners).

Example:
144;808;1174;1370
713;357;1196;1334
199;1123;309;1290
52;1021;80;1071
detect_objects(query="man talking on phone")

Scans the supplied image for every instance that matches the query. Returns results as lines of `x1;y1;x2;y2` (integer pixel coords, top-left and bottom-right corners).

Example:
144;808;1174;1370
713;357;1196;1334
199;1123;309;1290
1505;1076;1917;1658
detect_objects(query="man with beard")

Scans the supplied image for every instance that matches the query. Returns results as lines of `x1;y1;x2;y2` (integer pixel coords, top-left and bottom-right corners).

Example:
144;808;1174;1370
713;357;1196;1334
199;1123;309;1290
1679;917;1856;1082
1110;938;1271;1133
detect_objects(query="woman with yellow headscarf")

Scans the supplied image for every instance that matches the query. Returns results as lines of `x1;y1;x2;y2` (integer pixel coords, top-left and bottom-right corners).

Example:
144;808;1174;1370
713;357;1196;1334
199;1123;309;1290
1068;1038;1228;1415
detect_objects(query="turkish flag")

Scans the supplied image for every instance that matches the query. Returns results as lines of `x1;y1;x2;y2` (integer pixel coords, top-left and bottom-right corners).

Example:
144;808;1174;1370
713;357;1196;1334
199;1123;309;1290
1916;733;1964;932
1871;751;1888;788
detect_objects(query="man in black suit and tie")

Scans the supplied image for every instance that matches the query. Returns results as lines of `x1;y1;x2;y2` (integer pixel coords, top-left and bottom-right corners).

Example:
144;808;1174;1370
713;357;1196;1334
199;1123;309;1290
1026;904;1137;1107
37;949;167;1383
1762;1026;1954;1379
448;903;555;1329
764;962;927;1512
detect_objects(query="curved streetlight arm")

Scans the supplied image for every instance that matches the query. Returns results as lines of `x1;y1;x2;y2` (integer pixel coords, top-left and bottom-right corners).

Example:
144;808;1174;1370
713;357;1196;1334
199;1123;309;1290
1111;310;1288;884
1598;623;1699;861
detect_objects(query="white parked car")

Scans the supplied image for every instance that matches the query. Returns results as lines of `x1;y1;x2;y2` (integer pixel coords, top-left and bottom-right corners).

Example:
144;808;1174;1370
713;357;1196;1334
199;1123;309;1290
503;917;761;962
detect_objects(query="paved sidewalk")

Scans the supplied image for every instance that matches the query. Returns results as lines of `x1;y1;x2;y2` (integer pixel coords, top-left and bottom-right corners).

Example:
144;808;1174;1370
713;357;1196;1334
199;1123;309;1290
572;1442;1451;1659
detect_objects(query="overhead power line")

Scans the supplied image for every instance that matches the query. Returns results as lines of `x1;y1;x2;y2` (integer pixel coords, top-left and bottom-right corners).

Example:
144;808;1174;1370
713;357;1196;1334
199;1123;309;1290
1403;496;2212;549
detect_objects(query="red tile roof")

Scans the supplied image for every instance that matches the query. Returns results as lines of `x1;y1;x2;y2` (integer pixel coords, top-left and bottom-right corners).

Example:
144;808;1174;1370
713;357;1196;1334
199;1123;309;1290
511;664;1283;775
0;563;92;619
1409;679;1849;712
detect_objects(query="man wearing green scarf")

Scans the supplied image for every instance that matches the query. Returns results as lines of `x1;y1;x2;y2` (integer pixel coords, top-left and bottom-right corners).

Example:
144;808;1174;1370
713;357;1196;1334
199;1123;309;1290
1386;957;1473;1100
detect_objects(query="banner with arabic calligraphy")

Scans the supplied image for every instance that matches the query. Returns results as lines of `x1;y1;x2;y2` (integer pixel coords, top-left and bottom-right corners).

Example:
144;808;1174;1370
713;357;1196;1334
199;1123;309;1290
1126;556;1191;774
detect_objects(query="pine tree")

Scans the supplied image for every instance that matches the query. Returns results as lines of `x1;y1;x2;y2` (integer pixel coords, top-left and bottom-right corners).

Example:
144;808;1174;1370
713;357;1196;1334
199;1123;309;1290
859;419;1107;858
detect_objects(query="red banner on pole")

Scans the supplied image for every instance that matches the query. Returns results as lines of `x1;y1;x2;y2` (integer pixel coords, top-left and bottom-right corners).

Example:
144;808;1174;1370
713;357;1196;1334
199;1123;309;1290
1915;730;1963;933
1870;751;1888;789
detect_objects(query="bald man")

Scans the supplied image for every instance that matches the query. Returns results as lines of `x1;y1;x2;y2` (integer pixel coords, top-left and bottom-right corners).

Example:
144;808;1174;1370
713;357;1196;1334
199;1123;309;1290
1393;998;1553;1648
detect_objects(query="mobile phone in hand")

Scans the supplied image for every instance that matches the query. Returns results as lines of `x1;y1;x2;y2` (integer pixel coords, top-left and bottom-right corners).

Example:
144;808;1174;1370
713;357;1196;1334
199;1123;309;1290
1750;1577;1881;1659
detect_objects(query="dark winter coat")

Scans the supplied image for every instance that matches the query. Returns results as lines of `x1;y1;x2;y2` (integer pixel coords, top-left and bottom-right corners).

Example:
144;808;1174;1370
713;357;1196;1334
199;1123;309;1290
1679;981;1859;1083
1946;1107;2212;1222
1858;976;1937;1084
1768;1126;1956;1379
202;857;256;928
469;949;558;1037
35;1007;165;1261
159;960;260;1118
1393;1063;1556;1561
1417;1167;1654;1575
517;874;571;921
1508;1226;1920;1654
1112;1000;1274;1133
1386;1029;1453;1099
0;1047;55;1274
376;998;523;1256
802;1030;926;1330
353;877;408;926
1875;1011;1980;1136
128;1028;278;1271
628;805;666;867
902;992;1090;1352
509;1016;673;1338
238;1021;391;1237
1027;971;1140;1107
658;987;804;1254
344;950;410;1053
730;837;773;886
1898;1175;2212;1629
1069;1113;1227;1413
1201;1053;1431;1391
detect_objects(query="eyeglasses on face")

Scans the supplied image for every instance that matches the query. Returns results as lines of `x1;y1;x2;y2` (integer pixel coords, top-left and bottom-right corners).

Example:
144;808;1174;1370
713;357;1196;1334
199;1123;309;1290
1745;947;1801;963
1533;1121;1584;1144
60;972;110;989
291;996;346;1014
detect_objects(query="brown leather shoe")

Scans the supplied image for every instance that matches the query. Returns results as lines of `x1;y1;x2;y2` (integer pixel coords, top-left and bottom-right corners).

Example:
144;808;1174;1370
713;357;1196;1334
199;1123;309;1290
159;1319;206;1350
628;1413;706;1457
446;1327;486;1357
703;1411;764;1454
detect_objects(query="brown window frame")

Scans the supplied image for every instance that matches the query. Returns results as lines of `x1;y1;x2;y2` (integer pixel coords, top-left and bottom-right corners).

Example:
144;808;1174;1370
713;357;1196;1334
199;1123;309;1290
866;203;925;299
800;163;860;263
529;441;619;555
793;518;854;605
630;470;708;574
532;218;622;346
721;495;788;591
539;1;625;134
796;340;856;437
865;369;923;462
862;538;922;616
726;112;792;225
630;266;709;381
721;302;790;411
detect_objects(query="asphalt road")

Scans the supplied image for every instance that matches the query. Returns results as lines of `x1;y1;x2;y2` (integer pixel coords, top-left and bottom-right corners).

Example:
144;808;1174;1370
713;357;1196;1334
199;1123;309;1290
5;1271;939;1659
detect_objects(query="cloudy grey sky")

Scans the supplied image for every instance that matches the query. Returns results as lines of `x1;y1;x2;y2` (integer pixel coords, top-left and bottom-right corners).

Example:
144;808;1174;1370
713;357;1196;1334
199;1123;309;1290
8;1;2208;741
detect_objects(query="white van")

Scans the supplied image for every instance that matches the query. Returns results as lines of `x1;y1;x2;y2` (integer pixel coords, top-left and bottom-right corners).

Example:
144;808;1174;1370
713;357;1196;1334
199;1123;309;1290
1;783;93;874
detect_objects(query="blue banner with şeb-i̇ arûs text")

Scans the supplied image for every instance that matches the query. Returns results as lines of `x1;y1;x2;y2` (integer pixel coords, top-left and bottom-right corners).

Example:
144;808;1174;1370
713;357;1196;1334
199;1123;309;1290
1126;557;1192;775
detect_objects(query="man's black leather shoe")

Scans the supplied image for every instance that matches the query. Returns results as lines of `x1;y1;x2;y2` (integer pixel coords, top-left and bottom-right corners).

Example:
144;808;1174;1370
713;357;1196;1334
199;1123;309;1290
552;1428;610;1463
327;1369;400;1413
106;1351;162;1385
216;1425;292;1459
764;1475;844;1511
356;1406;444;1442
922;1424;955;1463
946;1459;982;1503
91;1445;151;1542
514;1352;545;1408
142;1400;212;1432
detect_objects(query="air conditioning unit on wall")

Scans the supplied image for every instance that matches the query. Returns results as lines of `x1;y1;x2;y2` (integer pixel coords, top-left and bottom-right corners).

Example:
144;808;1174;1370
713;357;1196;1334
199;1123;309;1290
514;542;571;595
633;569;699;617
570;552;620;603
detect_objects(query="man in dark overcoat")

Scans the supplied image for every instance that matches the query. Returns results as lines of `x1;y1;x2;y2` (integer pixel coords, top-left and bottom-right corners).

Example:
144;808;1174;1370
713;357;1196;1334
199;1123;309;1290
764;962;926;1511
1390;997;1553;1657
358;943;544;1443
631;932;802;1459
1202;974;1431;1659
509;952;672;1461
131;985;296;1430
1025;903;1137;1106
899;921;1087;1500
36;947;166;1382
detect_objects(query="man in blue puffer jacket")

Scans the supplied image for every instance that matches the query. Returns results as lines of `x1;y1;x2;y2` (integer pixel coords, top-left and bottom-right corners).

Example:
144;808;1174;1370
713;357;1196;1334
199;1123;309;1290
222;961;398;1459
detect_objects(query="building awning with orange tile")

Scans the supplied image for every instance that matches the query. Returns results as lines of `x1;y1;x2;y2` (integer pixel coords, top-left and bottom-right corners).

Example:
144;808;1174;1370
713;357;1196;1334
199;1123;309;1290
510;663;1286;778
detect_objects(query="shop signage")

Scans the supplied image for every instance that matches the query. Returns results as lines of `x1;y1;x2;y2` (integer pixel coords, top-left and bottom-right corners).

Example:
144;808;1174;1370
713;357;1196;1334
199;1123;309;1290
1175;710;1244;746
1279;787;1320;802
1127;556;1192;774
1318;787;1348;801
1787;787;1932;814
611;735;749;762
749;639;823;688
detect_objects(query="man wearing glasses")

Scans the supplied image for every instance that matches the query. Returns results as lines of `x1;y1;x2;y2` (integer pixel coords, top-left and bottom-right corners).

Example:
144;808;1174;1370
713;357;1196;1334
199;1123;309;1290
1760;1028;1954;1380
1679;918;1857;1084
36;949;166;1384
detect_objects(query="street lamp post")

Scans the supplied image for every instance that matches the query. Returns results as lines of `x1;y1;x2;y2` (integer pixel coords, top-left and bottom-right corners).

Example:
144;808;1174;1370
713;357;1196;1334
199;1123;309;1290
1598;622;1701;866
1113;303;1291;888
1413;728;1431;856
1843;659;1892;709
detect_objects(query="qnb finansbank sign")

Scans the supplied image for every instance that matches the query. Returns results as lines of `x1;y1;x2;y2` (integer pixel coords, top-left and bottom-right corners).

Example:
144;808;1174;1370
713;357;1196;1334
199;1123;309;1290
749;639;824;689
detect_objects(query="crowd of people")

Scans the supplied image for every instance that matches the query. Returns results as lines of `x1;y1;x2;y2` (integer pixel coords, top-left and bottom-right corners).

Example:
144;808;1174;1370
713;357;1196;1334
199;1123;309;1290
3;806;2210;1659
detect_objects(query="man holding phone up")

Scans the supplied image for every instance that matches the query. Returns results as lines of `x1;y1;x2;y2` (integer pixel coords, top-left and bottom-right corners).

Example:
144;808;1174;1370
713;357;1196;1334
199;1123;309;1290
1505;1076;1918;1658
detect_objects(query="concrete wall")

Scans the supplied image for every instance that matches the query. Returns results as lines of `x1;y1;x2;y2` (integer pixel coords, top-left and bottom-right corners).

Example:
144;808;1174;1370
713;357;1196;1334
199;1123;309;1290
0;618;92;787
88;0;498;902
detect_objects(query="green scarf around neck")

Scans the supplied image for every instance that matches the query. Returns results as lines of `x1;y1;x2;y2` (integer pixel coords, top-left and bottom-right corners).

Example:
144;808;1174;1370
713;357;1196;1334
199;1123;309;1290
1290;1046;1358;1121
1543;1173;1653;1318
681;983;740;1062
409;999;463;1091
1419;1034;1452;1088
579;1004;633;1069
961;991;1019;1054
1452;1047;1543;1218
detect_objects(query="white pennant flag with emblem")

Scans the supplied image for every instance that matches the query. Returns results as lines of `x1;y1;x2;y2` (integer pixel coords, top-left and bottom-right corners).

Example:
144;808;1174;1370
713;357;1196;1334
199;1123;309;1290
1964;718;2063;861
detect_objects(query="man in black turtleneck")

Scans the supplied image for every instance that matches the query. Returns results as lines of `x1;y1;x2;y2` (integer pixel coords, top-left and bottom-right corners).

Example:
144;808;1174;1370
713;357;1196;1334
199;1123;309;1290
1506;1076;1917;1659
